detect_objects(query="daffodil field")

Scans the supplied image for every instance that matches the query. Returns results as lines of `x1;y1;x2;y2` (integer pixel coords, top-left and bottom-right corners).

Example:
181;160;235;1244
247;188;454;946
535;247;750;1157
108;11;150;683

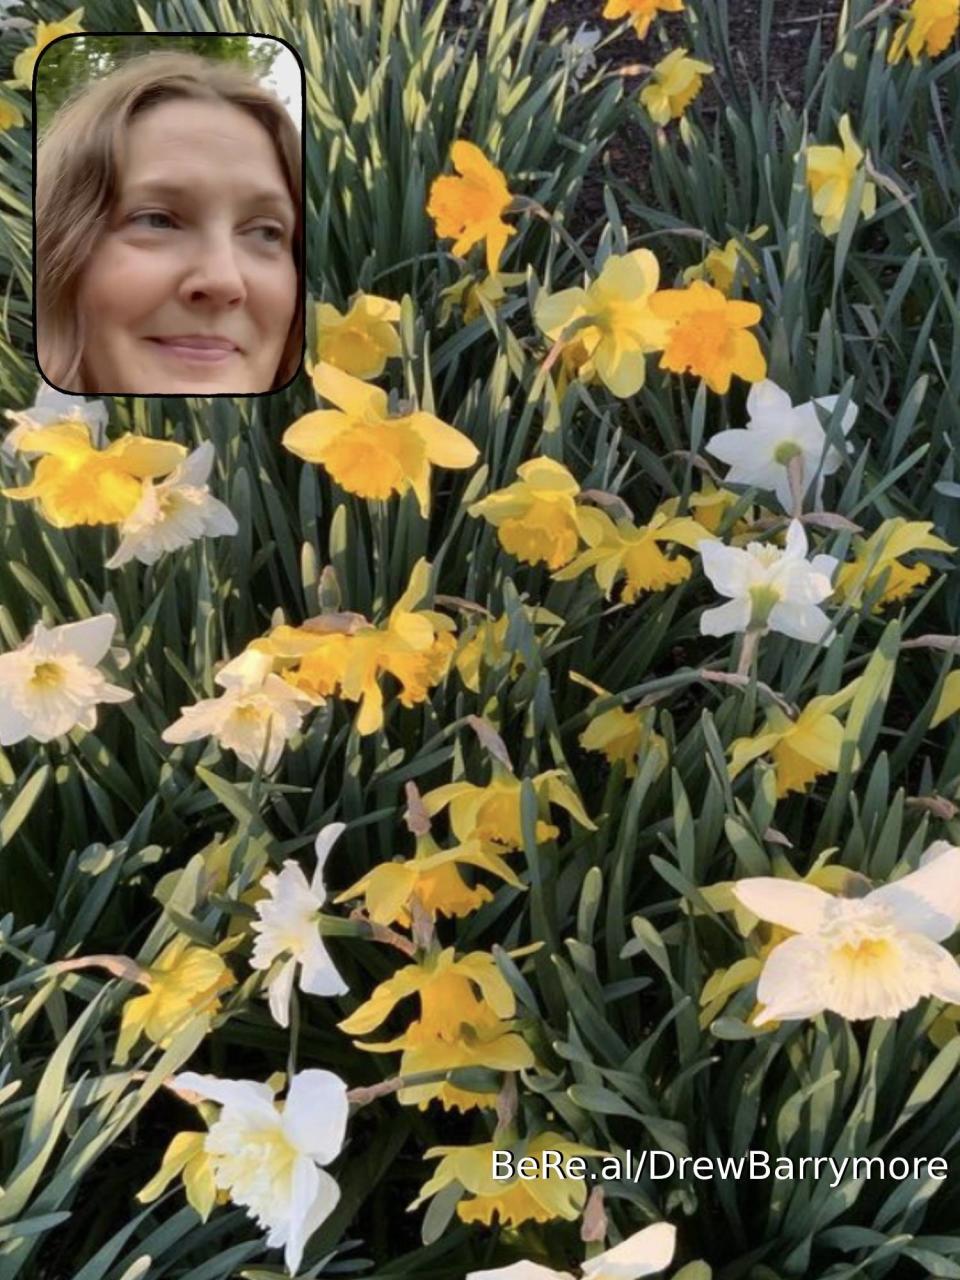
3;0;960;1277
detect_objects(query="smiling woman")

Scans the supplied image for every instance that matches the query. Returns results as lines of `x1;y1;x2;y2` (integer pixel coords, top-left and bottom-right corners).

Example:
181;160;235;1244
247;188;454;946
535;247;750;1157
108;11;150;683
35;48;303;395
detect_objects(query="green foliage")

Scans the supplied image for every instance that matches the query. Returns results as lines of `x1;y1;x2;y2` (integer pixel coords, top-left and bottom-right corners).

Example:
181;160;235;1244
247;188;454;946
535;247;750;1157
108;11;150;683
1;1;960;1279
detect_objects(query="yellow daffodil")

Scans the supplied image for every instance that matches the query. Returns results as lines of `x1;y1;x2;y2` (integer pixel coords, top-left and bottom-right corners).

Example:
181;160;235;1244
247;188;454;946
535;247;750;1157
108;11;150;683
535;249;672;398
438;271;526;326
729;682;860;798
640;48;714;124
283;364;478;517
2;422;186;527
659;478;757;538
650;280;767;394
392;1005;535;1112
136;1130;223;1220
602;0;684;40
469;457;582;569
313;293;401;379
580;703;668;779
411;1132;605;1226
805;114;877;237
0;100;24;132
888;0;959;64
454;606;562;693
552;505;707;601
255;561;457;735
421;767;595;849
339;947;516;1042
335;833;524;927
683;227;767;295
834;518;955;609
116;936;235;1063
427;140;517;274
12;8;84;88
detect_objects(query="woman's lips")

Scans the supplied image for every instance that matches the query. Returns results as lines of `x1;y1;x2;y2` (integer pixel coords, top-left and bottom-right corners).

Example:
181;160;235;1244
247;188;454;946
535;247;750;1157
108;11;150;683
145;338;240;364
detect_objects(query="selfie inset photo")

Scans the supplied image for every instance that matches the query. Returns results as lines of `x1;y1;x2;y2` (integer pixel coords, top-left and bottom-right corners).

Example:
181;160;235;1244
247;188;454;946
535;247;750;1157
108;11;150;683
34;32;303;396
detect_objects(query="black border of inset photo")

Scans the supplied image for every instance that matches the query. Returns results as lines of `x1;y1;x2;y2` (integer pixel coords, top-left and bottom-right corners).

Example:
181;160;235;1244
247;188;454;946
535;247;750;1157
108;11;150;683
29;28;307;399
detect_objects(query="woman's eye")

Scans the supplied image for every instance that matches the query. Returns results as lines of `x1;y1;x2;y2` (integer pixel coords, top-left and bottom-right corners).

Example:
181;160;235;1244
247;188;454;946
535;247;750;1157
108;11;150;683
131;211;175;230
250;224;285;244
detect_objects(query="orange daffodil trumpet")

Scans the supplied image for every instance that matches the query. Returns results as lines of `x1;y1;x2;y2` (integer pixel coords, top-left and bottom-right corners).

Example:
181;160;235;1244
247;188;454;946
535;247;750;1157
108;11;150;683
283;362;478;516
732;843;960;1023
805;114;877;238
602;0;684;40
427;140;517;274
649;280;767;394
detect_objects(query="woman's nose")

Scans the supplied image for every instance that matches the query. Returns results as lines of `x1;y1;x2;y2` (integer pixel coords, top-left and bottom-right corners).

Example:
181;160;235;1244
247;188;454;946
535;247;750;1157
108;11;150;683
178;231;247;308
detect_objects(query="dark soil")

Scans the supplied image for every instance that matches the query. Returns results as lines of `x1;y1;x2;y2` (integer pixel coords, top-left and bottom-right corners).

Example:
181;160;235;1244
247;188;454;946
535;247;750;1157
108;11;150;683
539;0;845;239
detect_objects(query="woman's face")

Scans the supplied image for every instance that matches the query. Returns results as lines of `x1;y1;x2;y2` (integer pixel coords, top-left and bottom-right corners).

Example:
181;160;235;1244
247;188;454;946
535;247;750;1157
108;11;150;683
75;98;299;395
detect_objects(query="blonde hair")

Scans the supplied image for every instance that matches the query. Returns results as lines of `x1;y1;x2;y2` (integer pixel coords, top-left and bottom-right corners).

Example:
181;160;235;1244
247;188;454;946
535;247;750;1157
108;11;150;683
36;48;303;393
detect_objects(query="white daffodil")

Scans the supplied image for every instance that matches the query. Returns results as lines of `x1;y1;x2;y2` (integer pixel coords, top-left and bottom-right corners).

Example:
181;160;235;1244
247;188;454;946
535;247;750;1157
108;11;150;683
467;1223;676;1280
171;1069;348;1275
161;649;314;772
733;842;960;1023
699;519;837;642
705;380;858;513
251;823;349;1027
564;23;602;83
105;441;238;568
3;382;107;458
0;614;131;745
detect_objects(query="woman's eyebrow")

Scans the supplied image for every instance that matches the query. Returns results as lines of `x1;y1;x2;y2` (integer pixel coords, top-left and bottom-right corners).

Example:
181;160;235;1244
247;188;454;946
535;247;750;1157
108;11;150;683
123;179;294;213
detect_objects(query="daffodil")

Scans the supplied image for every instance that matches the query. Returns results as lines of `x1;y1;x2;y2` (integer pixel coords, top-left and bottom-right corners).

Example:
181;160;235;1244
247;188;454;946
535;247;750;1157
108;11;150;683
116;935;235;1063
535;250;671;397
105;442;237;568
602;0;684;40
170;1069;348;1274
888;0;959;64
0;614;132;746
338;947;516;1043
283;363;478;516
805;114;877;237
579;701;668;779
705;379;858;514
313;293;401;379
335;833;524;927
834;518;954;609
427;140;517;273
658;478;754;537
650;280;766;394
412;1132;604;1226
12;8;84;87
467;1224;678;1280
161;649;315;772
438;271;526;326
553;505;707;601
3;383;107;459
136;1130;224;1221
728;681;860;797
469;457;583;570
421;768;595;849
699;519;837;642
2;421;186;527
250;824;349;1028
453;605;562;693
639;48;713;123
683;227;766;295
732;842;960;1022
